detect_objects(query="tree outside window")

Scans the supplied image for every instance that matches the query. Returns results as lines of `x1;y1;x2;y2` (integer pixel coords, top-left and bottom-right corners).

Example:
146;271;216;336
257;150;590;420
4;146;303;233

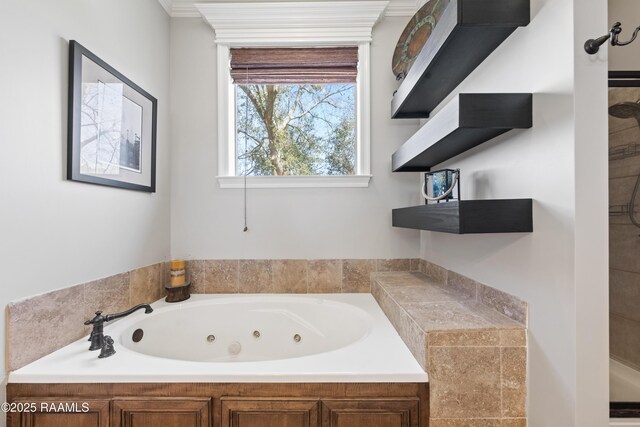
235;83;356;177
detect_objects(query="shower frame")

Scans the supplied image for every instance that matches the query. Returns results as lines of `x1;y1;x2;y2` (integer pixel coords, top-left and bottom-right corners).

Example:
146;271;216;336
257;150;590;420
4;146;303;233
609;70;640;419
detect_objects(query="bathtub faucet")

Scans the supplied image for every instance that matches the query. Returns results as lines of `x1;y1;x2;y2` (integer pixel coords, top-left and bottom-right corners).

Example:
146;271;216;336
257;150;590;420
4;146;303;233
84;304;153;353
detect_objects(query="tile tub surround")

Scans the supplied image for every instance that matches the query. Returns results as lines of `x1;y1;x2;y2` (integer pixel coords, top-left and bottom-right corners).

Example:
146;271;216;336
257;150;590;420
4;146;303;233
6;258;417;373
7;263;166;371
187;258;420;294
372;270;527;426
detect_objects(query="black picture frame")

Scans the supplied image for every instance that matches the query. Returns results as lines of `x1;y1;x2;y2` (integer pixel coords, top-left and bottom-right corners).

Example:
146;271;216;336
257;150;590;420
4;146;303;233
67;40;157;192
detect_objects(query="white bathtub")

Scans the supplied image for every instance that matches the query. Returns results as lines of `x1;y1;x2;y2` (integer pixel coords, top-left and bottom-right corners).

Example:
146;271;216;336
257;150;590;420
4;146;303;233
611;358;640;427
9;294;428;383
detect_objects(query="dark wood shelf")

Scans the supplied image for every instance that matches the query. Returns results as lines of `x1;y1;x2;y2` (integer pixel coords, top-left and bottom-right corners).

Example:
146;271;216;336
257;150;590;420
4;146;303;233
392;199;533;234
391;0;530;119
392;93;532;172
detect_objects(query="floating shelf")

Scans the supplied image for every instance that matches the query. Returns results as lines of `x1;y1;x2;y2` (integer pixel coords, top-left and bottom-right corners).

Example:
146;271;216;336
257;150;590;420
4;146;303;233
392;199;533;234
391;0;530;119
392;93;532;172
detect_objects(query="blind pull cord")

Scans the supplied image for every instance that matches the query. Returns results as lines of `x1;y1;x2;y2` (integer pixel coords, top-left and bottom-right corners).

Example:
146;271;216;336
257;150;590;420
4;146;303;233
243;66;249;232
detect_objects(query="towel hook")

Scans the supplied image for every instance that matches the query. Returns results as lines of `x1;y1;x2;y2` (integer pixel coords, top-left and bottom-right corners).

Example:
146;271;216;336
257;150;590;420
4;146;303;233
585;22;640;54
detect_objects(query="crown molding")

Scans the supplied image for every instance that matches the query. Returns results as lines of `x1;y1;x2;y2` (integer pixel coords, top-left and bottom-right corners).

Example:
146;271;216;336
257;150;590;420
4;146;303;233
157;0;173;14
159;0;418;18
195;1;389;45
385;0;420;17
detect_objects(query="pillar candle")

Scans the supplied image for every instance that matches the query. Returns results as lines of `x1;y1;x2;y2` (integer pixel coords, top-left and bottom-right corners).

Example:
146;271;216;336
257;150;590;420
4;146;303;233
170;259;186;287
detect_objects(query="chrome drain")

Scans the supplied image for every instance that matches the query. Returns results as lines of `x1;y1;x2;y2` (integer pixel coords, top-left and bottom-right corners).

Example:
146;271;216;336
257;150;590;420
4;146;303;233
206;334;216;342
293;334;302;343
253;330;261;338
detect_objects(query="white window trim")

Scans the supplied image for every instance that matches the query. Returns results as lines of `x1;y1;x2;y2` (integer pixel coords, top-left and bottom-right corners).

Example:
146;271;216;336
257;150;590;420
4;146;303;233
195;1;388;189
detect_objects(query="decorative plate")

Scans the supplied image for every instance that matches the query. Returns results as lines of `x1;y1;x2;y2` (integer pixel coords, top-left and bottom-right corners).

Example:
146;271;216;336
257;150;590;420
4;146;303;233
392;0;450;80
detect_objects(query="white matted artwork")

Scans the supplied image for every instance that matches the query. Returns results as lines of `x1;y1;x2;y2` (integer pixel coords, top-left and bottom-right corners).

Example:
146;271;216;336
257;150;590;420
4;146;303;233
68;40;157;192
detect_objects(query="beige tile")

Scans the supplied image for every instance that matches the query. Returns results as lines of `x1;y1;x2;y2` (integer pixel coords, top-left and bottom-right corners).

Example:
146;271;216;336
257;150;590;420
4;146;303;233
308;260;342;293
500;329;527;347
609;119;640;145
610;269;640;321
205;260;238;293
238;260;272;293
478;284;527;325
610;313;640;368
501;347;527;418
342;259;376;293
461;302;524;329
83;272;130;318
427;330;500;347
405;302;494;332
372;271;430;287
376;259;411;272
8;284;86;370
187;260;206;294
500;420;526;427
419;259;427;275
430;420;500;427
428;346;502;418
609;176;638;225
610;154;640;180
384;284;458;305
372;283;427;368
410;258;422;272
130;264;163;306
610;224;640;274
446;271;478;300
423;259;447;284
272;260;307;293
159;262;169;300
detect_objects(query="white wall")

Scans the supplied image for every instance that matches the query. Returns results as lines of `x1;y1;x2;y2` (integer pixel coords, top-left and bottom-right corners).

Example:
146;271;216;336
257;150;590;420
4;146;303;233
169;17;420;260
0;0;171;420
418;0;609;425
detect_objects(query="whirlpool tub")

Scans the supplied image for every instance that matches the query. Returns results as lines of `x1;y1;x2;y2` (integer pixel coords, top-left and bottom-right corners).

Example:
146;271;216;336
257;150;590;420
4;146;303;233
9;294;427;383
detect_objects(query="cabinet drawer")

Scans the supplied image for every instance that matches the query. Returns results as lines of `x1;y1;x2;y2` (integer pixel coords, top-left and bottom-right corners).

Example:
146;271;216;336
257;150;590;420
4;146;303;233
221;398;319;427
112;398;211;427
321;399;420;427
9;398;109;427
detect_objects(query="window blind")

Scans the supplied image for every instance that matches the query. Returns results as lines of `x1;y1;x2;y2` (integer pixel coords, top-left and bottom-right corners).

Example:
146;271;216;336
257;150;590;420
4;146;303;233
230;47;359;84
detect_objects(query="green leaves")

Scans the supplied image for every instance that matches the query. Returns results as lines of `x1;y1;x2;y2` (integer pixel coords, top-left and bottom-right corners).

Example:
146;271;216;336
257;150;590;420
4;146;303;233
236;83;356;176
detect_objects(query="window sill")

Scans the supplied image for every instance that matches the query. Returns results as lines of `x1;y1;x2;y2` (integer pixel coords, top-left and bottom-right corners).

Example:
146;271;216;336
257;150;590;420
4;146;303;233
217;175;372;189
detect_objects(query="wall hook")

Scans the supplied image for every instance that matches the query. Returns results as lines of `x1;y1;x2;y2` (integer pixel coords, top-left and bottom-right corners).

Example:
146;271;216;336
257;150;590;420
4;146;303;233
585;22;640;54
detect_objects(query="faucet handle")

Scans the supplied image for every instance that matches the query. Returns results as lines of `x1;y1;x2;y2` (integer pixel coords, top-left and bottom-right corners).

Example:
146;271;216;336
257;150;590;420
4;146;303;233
84;311;105;326
98;335;116;359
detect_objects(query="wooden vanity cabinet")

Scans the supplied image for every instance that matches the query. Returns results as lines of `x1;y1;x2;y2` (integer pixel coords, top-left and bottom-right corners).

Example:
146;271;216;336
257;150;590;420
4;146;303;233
8;398;109;427
7;382;429;427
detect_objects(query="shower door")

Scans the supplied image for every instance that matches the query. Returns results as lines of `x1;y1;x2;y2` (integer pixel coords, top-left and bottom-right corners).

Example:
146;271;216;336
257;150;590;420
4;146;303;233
609;71;640;418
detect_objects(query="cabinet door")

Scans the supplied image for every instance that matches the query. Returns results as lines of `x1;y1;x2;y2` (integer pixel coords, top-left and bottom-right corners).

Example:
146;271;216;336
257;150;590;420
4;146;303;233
111;398;211;427
221;399;319;427
8;399;109;427
321;399;420;427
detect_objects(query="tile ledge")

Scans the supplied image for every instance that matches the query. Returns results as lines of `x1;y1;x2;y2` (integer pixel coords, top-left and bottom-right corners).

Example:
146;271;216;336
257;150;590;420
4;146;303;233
371;273;526;334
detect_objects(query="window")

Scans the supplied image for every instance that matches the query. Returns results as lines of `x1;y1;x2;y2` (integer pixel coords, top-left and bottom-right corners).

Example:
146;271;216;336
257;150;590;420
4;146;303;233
197;1;387;188
232;48;357;177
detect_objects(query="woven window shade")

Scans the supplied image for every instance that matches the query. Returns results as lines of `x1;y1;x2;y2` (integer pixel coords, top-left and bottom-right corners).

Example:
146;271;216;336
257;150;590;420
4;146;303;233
230;47;358;84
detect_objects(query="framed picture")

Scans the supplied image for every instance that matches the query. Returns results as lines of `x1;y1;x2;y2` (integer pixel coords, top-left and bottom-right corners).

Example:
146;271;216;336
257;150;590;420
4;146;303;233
67;40;157;192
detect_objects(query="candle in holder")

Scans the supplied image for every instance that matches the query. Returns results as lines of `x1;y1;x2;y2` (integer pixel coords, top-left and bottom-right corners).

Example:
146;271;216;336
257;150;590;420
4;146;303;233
170;259;186;287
